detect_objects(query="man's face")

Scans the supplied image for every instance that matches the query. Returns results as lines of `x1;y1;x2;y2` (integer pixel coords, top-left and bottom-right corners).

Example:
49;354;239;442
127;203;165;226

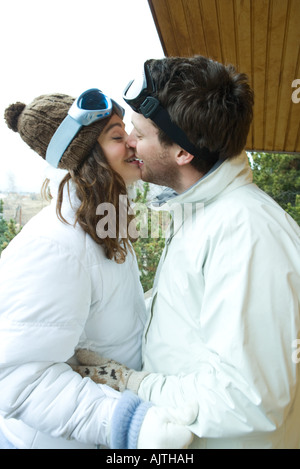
127;111;180;190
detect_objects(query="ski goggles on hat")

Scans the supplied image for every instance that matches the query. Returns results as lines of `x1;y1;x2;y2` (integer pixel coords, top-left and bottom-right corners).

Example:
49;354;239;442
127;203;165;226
123;64;219;162
46;88;125;168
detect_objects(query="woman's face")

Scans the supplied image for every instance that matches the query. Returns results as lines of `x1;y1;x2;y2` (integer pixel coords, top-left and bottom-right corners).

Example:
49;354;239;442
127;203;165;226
97;114;141;185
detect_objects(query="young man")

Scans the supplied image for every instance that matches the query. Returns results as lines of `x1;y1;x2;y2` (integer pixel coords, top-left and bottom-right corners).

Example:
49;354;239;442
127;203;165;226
76;56;300;449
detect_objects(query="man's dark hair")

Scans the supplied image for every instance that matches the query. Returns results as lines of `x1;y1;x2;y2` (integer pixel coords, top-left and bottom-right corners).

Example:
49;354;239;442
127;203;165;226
146;56;254;174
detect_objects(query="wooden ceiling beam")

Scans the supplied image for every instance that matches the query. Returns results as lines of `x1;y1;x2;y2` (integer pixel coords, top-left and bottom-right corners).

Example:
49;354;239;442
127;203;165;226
148;0;300;153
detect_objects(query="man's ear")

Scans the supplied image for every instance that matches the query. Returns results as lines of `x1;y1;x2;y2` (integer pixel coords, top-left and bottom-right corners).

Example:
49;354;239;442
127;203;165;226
175;149;195;166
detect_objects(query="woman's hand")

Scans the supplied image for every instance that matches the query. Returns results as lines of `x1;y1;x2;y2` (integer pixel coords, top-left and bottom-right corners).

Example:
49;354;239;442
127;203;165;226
70;348;148;392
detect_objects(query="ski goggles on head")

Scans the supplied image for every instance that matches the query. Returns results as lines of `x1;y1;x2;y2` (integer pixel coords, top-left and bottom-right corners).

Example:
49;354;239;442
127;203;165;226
123;64;219;162
46;88;125;168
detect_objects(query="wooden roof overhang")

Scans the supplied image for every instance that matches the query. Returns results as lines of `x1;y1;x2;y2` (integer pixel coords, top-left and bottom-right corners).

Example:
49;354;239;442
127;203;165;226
148;0;300;154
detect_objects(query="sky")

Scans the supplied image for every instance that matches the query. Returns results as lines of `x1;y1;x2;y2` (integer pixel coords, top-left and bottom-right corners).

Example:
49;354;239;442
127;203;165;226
0;0;164;193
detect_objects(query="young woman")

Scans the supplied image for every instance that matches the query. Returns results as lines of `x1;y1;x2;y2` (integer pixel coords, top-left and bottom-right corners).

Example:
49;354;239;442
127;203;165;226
0;89;196;449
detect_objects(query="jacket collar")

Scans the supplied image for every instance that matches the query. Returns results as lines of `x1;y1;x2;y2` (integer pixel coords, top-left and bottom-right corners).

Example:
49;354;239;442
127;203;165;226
164;151;253;208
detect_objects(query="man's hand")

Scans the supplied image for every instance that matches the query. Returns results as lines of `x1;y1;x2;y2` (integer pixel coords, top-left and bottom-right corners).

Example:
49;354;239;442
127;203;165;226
137;402;199;449
109;390;198;449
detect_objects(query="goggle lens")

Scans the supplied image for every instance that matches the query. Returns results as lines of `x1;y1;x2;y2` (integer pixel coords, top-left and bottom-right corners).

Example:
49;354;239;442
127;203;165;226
78;89;110;111
124;72;147;101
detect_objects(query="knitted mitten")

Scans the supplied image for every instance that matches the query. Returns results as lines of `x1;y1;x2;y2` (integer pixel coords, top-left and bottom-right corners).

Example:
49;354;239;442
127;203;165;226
71;348;149;393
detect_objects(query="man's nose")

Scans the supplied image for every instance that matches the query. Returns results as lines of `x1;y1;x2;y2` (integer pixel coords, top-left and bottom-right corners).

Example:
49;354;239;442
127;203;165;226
126;132;137;149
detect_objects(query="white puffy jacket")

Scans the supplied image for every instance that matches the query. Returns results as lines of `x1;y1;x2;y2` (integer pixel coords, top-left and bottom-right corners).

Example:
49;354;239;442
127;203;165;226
139;152;300;449
0;181;146;449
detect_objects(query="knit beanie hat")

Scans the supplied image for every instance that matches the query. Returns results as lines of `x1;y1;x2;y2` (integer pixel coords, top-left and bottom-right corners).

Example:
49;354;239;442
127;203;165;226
4;93;122;171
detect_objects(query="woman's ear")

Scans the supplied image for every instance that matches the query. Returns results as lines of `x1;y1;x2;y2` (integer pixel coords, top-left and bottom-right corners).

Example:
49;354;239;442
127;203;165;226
175;149;195;166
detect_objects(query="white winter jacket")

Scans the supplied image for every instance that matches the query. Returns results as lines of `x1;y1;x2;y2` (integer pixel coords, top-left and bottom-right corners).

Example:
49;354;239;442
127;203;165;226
139;152;300;449
0;182;146;449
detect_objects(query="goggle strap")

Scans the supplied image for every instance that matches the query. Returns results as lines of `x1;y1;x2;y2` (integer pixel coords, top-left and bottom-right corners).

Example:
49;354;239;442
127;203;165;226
148;101;219;162
46;116;82;168
139;96;160;118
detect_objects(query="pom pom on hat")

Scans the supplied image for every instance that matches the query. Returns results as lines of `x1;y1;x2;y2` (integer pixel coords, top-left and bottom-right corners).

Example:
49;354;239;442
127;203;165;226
3;93;119;171
4;102;26;132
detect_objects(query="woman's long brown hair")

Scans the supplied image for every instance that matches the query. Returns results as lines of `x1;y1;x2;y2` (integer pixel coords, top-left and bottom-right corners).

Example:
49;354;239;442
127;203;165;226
43;142;135;263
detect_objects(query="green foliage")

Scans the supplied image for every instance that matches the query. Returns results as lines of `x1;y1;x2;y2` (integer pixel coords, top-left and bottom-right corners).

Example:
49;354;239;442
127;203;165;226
251;152;300;225
0;199;21;255
132;183;166;292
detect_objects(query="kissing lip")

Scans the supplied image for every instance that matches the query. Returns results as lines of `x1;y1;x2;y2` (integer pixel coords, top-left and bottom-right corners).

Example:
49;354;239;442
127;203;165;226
125;155;144;167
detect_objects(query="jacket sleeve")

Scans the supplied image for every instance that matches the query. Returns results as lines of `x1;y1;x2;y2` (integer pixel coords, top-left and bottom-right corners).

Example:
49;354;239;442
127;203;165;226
0;235;118;446
138;207;300;440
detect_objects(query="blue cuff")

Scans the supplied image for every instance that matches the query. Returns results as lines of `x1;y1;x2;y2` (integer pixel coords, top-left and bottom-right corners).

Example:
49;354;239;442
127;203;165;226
0;429;17;449
110;390;152;449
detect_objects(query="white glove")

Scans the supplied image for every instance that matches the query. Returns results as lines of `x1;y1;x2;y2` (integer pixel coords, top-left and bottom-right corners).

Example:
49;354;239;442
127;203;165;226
137;402;198;449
